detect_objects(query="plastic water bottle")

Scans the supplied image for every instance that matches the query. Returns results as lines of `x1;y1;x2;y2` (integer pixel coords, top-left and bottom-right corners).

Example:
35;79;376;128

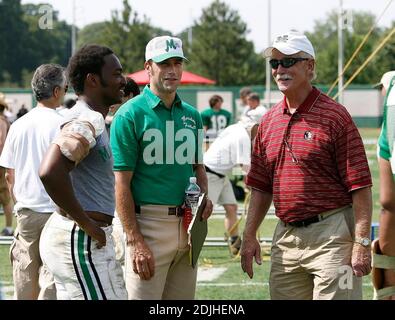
185;177;201;209
183;177;201;232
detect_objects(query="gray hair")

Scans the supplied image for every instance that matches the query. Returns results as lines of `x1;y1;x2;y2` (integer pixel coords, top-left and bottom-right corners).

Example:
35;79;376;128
296;51;317;81
31;64;67;101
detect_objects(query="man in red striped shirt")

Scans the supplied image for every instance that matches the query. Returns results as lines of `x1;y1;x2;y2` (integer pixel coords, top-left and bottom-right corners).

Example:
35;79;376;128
240;30;372;300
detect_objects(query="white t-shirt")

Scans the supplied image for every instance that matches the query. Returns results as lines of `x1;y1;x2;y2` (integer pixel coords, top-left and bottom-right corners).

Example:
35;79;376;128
56;106;71;116
241;106;250;117
203;123;251;175
0;106;64;212
242;105;268;117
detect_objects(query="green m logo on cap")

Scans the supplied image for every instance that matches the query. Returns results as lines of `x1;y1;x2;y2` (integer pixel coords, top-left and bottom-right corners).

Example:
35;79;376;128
165;39;178;52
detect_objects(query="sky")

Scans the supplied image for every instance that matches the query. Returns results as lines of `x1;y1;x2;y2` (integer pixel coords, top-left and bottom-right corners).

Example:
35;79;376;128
21;0;395;52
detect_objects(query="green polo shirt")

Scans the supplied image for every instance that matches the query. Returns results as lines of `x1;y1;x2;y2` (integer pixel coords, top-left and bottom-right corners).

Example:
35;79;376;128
110;86;203;206
200;108;232;132
378;76;395;161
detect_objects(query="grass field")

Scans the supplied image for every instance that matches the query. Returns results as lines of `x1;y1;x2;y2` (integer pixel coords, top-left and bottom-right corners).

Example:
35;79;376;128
0;128;381;300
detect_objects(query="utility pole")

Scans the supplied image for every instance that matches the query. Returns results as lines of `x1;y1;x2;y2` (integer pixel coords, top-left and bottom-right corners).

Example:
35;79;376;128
265;0;271;108
71;0;76;55
338;0;344;104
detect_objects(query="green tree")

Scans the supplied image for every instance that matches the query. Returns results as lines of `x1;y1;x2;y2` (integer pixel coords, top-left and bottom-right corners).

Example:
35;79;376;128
373;22;395;81
0;2;72;87
0;0;26;83
77;22;109;47
186;0;265;86
77;0;170;74
22;4;72;74
306;10;392;86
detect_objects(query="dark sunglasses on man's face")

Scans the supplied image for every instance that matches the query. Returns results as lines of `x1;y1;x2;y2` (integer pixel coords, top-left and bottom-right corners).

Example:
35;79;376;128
269;57;309;69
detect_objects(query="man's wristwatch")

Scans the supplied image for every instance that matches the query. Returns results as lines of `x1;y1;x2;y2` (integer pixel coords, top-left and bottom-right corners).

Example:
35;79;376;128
354;237;371;247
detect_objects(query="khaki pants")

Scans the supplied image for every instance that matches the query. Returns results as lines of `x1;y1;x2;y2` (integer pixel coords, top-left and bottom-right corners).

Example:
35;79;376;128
270;206;362;300
0;167;11;205
10;208;56;300
207;172;237;205
125;205;197;300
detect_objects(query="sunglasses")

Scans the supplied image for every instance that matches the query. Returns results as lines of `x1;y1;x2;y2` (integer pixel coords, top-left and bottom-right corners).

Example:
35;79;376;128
269;58;309;69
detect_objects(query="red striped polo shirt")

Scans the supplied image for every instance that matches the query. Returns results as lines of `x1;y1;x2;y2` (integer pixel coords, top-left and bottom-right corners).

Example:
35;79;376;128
246;87;372;222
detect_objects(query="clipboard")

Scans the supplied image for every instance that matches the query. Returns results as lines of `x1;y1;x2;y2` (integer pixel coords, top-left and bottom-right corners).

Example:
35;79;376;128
188;193;208;268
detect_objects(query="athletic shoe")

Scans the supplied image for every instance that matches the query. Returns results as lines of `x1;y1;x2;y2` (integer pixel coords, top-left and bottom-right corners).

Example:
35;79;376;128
230;237;242;256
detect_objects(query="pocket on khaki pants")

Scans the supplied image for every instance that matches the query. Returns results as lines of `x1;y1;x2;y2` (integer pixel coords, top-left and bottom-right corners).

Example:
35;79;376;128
9;230;18;264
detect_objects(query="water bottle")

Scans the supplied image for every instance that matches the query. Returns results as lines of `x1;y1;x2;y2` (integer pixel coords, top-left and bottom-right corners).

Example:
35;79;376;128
183;177;201;232
185;177;201;209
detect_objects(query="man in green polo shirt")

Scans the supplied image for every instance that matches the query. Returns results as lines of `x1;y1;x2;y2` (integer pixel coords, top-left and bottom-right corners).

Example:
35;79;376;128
201;94;232;139
374;71;395;300
110;35;213;300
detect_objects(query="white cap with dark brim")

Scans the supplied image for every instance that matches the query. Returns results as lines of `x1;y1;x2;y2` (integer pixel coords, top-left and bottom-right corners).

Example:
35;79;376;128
264;30;315;58
145;35;187;63
373;71;395;90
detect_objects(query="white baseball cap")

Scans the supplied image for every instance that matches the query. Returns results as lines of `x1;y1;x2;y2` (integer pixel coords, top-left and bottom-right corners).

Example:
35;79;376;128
374;71;395;91
145;36;187;63
264;30;315;58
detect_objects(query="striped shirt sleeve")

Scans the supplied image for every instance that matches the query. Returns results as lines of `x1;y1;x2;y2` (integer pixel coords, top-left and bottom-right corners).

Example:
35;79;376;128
245;124;273;193
334;119;372;191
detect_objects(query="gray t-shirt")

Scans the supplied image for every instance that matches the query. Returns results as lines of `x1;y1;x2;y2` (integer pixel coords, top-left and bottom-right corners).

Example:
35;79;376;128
70;122;115;217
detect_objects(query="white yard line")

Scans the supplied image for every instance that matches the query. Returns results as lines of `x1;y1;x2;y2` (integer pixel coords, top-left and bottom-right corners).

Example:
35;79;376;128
198;282;374;287
1;286;14;300
198;282;268;287
210;214;278;220
197;267;227;282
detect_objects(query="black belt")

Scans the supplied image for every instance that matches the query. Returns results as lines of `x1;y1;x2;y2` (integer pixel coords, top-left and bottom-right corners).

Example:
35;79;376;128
205;165;225;178
286;215;320;227
283;205;350;228
134;205;184;217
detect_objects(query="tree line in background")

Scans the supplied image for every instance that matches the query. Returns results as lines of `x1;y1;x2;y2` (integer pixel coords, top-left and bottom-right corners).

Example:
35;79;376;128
0;0;394;88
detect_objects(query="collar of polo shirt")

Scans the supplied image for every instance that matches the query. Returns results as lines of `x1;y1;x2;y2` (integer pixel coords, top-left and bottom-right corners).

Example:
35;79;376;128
281;87;321;114
143;86;183;109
